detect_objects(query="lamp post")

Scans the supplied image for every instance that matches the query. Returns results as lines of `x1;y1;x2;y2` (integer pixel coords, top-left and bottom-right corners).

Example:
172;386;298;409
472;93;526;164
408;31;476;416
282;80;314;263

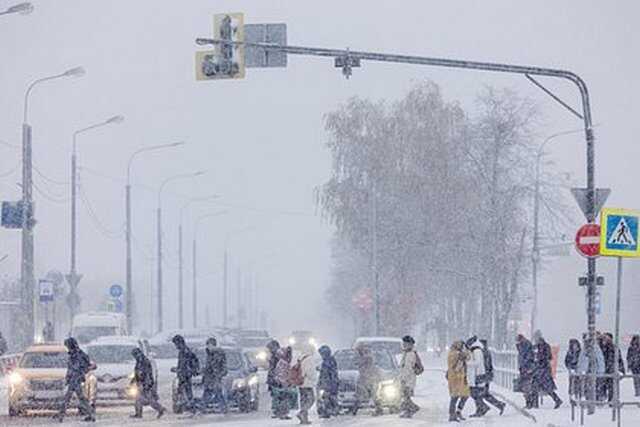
68;115;123;324
21;67;84;347
178;195;219;329
0;2;33;17
531;128;584;334
126;142;184;333
157;171;205;332
223;226;254;327
192;211;227;328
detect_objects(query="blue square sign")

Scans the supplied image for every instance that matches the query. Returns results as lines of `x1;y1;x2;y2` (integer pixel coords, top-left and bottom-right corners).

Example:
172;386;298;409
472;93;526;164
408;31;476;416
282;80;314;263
600;208;640;257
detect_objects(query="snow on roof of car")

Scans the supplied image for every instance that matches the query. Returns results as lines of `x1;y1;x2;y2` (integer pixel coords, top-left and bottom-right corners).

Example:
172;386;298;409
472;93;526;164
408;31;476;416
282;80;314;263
86;336;142;346
354;337;403;343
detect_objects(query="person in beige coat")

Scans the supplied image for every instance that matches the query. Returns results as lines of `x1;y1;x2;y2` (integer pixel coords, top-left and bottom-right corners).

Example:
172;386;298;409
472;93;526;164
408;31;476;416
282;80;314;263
447;341;470;422
398;335;421;418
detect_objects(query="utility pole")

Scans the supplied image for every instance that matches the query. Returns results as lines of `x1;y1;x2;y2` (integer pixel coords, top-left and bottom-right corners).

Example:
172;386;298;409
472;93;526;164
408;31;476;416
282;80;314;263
223;249;228;327
178;223;184;328
371;181;380;335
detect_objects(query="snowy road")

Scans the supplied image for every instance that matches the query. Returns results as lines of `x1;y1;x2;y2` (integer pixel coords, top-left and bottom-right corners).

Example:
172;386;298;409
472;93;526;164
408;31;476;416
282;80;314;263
0;361;638;426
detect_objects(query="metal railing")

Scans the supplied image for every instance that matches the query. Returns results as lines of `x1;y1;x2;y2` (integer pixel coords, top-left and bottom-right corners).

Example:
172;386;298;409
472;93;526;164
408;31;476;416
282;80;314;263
569;373;640;426
490;347;519;390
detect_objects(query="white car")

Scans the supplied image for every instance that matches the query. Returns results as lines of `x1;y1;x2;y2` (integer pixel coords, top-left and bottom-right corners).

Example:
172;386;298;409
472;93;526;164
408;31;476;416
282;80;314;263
86;336;156;405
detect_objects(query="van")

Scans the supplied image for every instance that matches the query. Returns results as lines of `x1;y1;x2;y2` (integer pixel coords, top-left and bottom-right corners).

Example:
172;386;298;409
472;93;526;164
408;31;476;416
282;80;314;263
71;312;128;344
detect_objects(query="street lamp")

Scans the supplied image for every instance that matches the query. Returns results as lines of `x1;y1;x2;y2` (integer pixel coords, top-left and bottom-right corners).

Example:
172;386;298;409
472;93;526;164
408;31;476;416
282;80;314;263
156;170;205;332
0;2;33;17
125;142;184;333
530;128;584;334
20;67;84;347
178;195;219;329
67;115;124;323
192;210;228;328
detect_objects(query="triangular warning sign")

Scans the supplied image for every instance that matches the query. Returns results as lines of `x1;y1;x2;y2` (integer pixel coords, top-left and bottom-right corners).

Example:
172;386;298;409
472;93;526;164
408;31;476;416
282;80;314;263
608;217;636;246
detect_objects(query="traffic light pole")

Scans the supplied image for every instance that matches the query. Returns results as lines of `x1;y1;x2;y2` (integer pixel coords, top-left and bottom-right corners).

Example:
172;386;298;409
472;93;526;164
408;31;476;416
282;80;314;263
196;36;599;410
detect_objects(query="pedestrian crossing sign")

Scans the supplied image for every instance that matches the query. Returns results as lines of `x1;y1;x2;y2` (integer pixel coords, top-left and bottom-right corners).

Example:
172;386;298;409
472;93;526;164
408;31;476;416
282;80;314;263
600;208;640;257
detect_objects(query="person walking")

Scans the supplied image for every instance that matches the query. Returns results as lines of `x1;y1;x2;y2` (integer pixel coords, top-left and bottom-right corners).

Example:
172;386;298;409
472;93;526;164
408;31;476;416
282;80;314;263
577;332;605;399
295;347;317;425
533;334;562;409
353;344;383;416
398;335;422;419
601;332;625;403
469;339;505;417
53;337;95;423
130;348;165;419
626;335;640;397
468;345;490;417
317;345;339;418
273;347;292;419
171;335;199;414
565;339;582;399
266;339;281;418
447;340;470;422
200;337;227;413
0;332;7;356
516;334;537;409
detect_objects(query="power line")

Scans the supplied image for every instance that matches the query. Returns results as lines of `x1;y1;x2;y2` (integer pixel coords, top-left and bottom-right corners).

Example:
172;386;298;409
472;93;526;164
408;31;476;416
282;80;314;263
32;181;70;204
77;180;123;239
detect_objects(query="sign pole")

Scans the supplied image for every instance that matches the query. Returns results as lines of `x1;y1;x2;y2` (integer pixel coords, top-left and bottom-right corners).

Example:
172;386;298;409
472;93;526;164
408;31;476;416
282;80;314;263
614;256;622;427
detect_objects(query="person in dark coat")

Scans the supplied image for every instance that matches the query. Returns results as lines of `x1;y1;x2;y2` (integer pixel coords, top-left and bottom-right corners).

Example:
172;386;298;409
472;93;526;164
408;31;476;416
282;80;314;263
53;337;95;422
171;335;199;414
533;335;562;409
627;335;640;397
317;345;339;418
470;339;505;417
266;339;281;418
200;337;227;413
516;334;537;409
565;339;581;398
131;348;165;418
601;332;625;402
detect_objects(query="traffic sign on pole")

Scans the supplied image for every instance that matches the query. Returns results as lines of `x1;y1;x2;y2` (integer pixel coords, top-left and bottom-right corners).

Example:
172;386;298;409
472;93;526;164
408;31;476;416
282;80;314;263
600;208;640;258
575;224;601;258
39;279;54;303
109;284;123;299
196;13;245;80
571;188;611;222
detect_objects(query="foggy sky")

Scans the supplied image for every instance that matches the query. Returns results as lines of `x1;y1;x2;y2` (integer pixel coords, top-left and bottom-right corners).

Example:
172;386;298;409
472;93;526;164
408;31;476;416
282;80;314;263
1;0;639;344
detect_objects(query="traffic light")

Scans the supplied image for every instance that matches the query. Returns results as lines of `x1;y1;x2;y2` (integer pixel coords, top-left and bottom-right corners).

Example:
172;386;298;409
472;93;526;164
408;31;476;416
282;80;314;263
196;13;246;80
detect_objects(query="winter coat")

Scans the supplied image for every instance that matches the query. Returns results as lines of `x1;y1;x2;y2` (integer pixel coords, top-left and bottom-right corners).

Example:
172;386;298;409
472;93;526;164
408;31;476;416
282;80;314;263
516;338;535;393
467;347;486;387
298;353;317;388
447;344;470;397
274;350;291;387
602;341;625;374
478;346;495;384
203;347;227;387
0;335;7;356
577;343;605;375
317;346;339;394
133;352;155;393
627;338;640;374
533;339;557;393
356;350;381;387
176;345;199;381
399;349;418;390
564;340;581;371
65;338;92;386
266;340;280;389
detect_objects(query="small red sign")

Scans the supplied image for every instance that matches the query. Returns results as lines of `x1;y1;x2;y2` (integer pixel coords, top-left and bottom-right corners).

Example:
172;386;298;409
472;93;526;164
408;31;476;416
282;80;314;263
575;224;601;258
352;288;374;311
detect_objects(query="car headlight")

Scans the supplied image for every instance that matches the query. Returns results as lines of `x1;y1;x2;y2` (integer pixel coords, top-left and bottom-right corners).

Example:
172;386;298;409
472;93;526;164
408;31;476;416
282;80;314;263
127;384;139;398
232;379;247;389
248;376;258;387
378;380;400;401
128;373;135;380
318;389;325;398
256;351;268;361
308;338;317;347
9;372;23;386
288;337;296;345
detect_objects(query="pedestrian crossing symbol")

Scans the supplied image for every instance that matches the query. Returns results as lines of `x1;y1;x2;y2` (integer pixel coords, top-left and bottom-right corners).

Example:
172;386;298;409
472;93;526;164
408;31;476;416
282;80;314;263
600;208;640;257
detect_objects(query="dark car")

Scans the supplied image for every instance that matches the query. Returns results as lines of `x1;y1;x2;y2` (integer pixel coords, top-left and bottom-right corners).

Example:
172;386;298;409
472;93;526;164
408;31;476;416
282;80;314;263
171;347;259;414
329;349;401;413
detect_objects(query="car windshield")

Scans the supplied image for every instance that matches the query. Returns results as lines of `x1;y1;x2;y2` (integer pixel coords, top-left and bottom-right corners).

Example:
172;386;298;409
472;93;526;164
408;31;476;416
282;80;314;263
360;341;403;354
20;352;68;369
87;345;136;364
193;349;243;371
73;326;118;344
237;337;270;348
335;351;395;371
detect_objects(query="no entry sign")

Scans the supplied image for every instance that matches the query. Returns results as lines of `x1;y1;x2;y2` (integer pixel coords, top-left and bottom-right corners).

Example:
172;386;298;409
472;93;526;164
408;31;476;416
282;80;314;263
575;223;601;258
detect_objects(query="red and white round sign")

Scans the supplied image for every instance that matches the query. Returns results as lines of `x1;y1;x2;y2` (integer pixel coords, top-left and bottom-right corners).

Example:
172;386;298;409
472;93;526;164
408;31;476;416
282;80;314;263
575;223;601;258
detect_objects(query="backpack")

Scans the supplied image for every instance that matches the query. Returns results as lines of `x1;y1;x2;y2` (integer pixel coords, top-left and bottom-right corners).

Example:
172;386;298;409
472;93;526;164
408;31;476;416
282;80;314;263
289;355;309;387
413;351;424;376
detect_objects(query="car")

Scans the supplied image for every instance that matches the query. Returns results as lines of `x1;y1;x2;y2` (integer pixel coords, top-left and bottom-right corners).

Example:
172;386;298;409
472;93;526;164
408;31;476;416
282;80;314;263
7;344;97;416
328;348;401;414
235;336;272;370
71;312;128;345
86;336;156;405
288;330;318;354
353;337;404;358
171;347;260;414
